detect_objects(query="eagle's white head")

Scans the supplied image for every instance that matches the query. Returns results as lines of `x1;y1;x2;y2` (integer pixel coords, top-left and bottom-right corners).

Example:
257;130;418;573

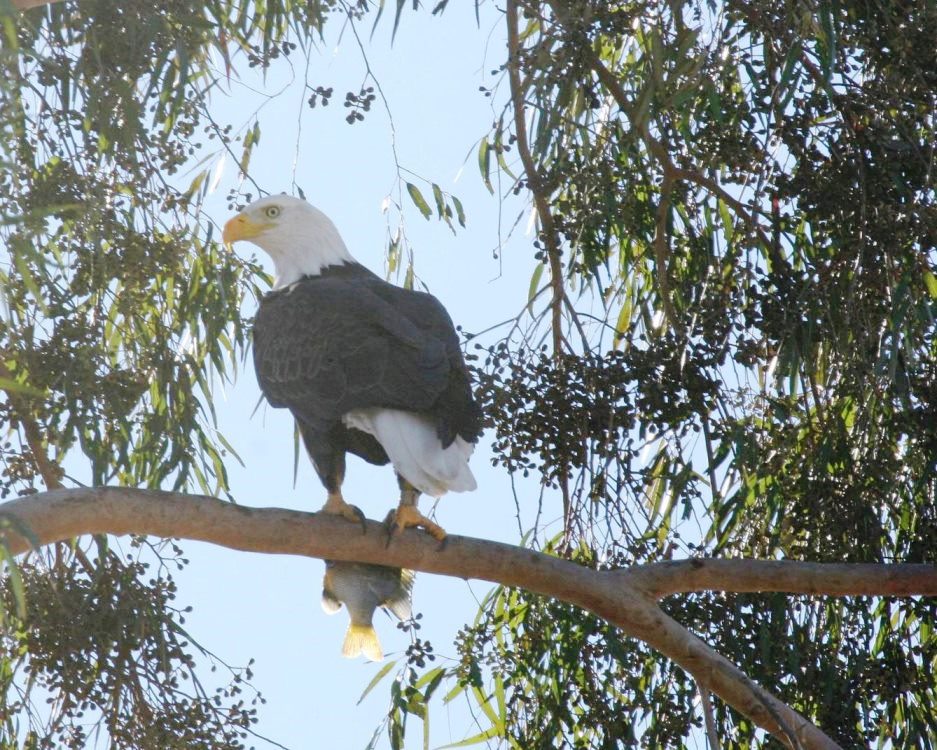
222;195;355;288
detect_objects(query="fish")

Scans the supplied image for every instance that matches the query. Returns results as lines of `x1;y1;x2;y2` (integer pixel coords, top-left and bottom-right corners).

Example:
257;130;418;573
321;561;414;661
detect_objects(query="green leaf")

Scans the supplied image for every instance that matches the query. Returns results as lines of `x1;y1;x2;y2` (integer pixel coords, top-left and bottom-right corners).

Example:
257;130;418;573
240;121;261;175
470;685;502;729
436;726;501;748
215;432;244;468
526;262;545;314
406;182;432;220
431;183;445;218
357;659;397;705
11;241;48;315
477;138;493;194
818;2;836;82
414;665;445;690
392;0;406;41
451;195;466;227
422;668;446;703
612;293;632;348
183;168;209;205
442;680;466;705
0;543;26;620
718;199;734;244
923;271;937;300
493;672;505;725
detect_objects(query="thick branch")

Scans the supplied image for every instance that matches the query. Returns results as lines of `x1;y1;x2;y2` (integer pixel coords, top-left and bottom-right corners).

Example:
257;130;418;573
0;488;899;748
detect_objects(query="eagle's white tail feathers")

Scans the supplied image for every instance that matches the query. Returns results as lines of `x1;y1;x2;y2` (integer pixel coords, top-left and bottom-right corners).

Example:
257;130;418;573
343;408;476;497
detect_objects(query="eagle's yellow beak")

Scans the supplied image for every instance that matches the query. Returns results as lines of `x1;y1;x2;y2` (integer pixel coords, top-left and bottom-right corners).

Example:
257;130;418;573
222;213;269;245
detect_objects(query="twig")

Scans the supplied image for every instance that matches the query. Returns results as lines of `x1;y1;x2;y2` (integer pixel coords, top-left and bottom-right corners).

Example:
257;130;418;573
654;170;677;324
562;294;591;352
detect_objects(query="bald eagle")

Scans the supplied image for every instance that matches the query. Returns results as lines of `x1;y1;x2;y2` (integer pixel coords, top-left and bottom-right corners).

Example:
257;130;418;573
222;195;482;539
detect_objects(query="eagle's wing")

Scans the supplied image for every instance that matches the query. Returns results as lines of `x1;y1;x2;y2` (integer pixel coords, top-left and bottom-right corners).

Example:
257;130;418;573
369;281;483;445
252;273;455;429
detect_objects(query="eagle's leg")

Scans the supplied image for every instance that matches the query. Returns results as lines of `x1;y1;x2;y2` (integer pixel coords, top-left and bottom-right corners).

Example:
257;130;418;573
312;447;366;531
385;475;447;542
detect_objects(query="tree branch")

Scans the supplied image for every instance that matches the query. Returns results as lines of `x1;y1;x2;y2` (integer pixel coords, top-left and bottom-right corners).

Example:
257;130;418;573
7;489;924;748
0;361;64;490
10;0;56;10
505;0;566;361
653;169;677;324
626;558;937;599
506;0;574;539
699;685;721;750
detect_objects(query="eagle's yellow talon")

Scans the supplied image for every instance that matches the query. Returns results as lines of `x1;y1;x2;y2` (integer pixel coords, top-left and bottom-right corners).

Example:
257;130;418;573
322;493;367;532
390;505;447;542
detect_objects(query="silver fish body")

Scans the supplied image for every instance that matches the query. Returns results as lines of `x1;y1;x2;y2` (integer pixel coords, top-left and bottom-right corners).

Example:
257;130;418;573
321;561;413;661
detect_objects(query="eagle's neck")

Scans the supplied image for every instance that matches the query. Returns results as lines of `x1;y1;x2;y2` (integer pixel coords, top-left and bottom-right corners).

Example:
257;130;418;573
264;211;356;288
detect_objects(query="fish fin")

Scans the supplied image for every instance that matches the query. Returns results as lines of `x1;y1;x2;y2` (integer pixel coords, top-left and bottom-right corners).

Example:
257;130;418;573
321;567;342;614
321;588;342;615
382;568;415;621
385;598;412;622
384;593;412;621
389;569;416;620
342;624;383;662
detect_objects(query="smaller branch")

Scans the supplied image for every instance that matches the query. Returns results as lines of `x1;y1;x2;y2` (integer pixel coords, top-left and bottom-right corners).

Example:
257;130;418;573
562;294;591;352
654;170;677;325
506;0;566;360
700;415;721;505
10;0;54;9
699;684;721;750
626;558;937;599
0;360;63;490
506;0;574;539
646;135;775;253
646;604;837;749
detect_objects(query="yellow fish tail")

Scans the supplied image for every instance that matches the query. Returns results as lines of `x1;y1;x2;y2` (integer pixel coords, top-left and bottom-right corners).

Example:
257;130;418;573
342;624;383;662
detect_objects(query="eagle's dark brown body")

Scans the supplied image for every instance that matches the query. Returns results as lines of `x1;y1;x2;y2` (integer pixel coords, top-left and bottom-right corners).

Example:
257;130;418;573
252;262;483;494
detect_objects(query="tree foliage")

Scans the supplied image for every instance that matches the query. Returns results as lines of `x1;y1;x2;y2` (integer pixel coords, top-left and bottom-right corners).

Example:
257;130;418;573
1;544;260;749
0;0;935;748
462;1;937;746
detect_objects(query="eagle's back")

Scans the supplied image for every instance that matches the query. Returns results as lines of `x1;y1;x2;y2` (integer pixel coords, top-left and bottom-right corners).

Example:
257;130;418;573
252;264;482;446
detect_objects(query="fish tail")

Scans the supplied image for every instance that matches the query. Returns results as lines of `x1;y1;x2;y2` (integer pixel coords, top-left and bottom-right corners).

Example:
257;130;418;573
342;624;383;662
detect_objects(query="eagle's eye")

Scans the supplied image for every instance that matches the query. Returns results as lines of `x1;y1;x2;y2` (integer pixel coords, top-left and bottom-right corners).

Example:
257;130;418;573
264;206;281;219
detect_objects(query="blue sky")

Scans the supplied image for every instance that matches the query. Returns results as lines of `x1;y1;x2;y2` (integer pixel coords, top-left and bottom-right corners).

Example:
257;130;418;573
172;4;559;748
